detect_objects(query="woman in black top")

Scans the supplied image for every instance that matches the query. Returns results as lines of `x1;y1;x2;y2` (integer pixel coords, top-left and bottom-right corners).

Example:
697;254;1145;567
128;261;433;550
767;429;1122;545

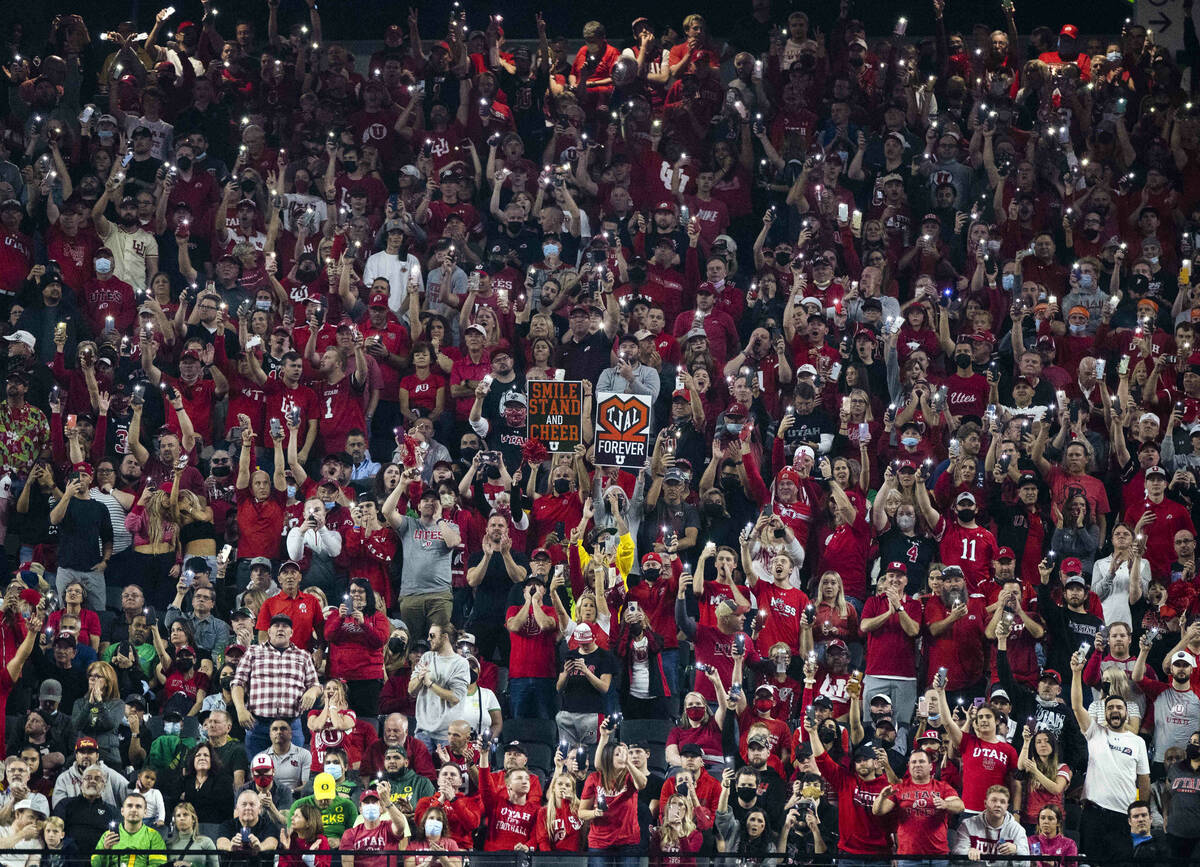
176;743;234;826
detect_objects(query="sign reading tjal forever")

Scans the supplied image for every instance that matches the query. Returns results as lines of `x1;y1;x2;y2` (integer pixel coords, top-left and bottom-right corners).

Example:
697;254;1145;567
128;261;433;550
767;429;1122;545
595;392;653;467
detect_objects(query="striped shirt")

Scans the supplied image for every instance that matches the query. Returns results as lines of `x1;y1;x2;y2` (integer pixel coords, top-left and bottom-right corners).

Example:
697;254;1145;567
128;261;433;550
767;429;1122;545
89;489;132;553
232;642;319;720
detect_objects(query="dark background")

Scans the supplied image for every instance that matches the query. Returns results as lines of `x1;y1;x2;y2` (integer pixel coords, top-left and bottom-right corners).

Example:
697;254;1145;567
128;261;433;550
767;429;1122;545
3;0;1135;51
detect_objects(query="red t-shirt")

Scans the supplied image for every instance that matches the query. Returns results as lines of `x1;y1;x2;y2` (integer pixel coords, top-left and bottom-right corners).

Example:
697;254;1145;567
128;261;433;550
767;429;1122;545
256;591;325;649
815;751;890;854
339;822;405;867
888;778;960;855
754;582;809;654
922;595;989;689
958;731;1017;812
665;718;722;758
817;515;872;600
861;594;921;678
262;377;320;444
505;605;557;679
581;772;640;848
399;370;445;412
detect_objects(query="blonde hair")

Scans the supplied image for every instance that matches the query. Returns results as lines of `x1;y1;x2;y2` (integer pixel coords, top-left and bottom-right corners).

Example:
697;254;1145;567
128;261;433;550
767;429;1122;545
817;571;849;618
542;772;580;837
43;816;64;834
659;794;698;850
143;489;174;546
170;802;198;837
87;661;118;699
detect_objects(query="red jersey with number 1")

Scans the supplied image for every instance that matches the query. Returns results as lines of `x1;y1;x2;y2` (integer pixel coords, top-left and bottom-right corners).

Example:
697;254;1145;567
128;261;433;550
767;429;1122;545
313;375;366;454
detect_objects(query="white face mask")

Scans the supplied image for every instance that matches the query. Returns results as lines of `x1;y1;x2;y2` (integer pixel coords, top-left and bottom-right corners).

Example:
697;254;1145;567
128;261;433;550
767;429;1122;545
424;818;443;837
361;804;381;822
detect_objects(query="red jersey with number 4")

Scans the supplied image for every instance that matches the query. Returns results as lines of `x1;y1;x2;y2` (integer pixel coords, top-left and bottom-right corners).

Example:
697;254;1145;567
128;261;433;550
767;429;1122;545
934;518;999;592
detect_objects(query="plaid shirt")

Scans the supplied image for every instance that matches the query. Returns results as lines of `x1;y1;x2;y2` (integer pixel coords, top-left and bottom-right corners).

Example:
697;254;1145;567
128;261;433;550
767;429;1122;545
232;641;319;719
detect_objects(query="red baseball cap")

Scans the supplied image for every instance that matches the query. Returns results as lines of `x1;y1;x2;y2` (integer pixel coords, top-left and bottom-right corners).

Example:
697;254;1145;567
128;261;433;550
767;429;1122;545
1061;557;1083;575
996;547;1016;561
672;388;691;401
1059;24;1079;39
776;467;800;486
1040;669;1062;684
641;552;664;567
885;561;908;574
653;201;676;214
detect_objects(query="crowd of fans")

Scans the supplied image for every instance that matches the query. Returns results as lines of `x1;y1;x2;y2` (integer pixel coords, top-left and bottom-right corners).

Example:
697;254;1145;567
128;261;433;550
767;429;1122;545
0;0;1199;863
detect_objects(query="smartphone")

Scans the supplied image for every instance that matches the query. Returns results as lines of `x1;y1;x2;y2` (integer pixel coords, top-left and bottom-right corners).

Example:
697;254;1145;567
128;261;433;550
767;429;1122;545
973;696;986;709
66;414;77;429
917;696;930;717
269;417;283;439
265;251;277;273
626;601;639;616
858;422;869;439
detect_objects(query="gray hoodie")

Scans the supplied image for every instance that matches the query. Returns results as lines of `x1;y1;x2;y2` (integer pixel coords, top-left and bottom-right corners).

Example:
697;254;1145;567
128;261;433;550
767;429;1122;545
952;811;1029;866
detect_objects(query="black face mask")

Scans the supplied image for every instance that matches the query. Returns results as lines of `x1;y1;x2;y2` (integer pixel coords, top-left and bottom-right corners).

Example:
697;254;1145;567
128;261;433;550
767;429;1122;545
628;267;647;283
720;475;739;493
469;668;479;684
629;622;644;635
954;353;972;369
957;509;976;523
506;220;523;233
177;657;194;672
459;447;479;465
1083;227;1100;241
643;568;661;582
298;266;319;282
1189;743;1200;760
702;502;725;518
219;676;233;690
818;725;837;744
211;464;232;478
239;178;256;194
736;786;757;800
388;636;407;654
486;258;505;274
553;478;571;495
175;156;192;172
343;160;358;173
775;251;791;267
676;781;690;797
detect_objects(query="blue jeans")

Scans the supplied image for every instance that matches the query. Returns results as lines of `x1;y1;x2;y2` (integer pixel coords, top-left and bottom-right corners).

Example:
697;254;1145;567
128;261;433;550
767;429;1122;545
245;717;303;758
661;647;680;697
899;859;950;867
508;677;556;719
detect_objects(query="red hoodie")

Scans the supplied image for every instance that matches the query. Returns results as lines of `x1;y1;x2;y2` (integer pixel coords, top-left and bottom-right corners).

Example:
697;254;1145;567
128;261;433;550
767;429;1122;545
478;765;537;851
414;792;483;850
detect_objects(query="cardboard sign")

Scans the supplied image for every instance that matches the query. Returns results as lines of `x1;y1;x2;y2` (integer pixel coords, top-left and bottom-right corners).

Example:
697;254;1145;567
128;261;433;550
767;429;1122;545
526;380;583;452
594;392;652;467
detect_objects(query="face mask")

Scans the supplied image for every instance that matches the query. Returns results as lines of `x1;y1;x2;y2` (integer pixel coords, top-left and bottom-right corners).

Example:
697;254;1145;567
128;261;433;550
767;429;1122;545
901;436;919;448
897;514;916;531
459;447;479;465
628;267;647;283
98;130;114;140
255;299;272;311
177;657;194;672
685;706;707;722
736;786;757;800
469;667;479;684
175;156;192;172
1069;323;1086;334
220;676;233;690
163;721;182;736
957;509;976;523
388;636;407;654
1149;256;1160;265
211;464;231;478
1079;273;1095;289
1001;273;1015;291
424;818;443;837
702;502;724;517
1189;743;1200;760
720;475;739;493
286;485;297;499
298;266;319;282
1107;51;1123;63
775;251;791;266
552;479;571;495
360;804;381;822
439;493;455;508
543;244;560;259
343;160;358;173
643;569;660;582
754;698;774;713
954;353;971;369
507;220;523;232
95;258;113;274
323;500;336;510
323;763;343;780
725;423;743;435
253;773;273;788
